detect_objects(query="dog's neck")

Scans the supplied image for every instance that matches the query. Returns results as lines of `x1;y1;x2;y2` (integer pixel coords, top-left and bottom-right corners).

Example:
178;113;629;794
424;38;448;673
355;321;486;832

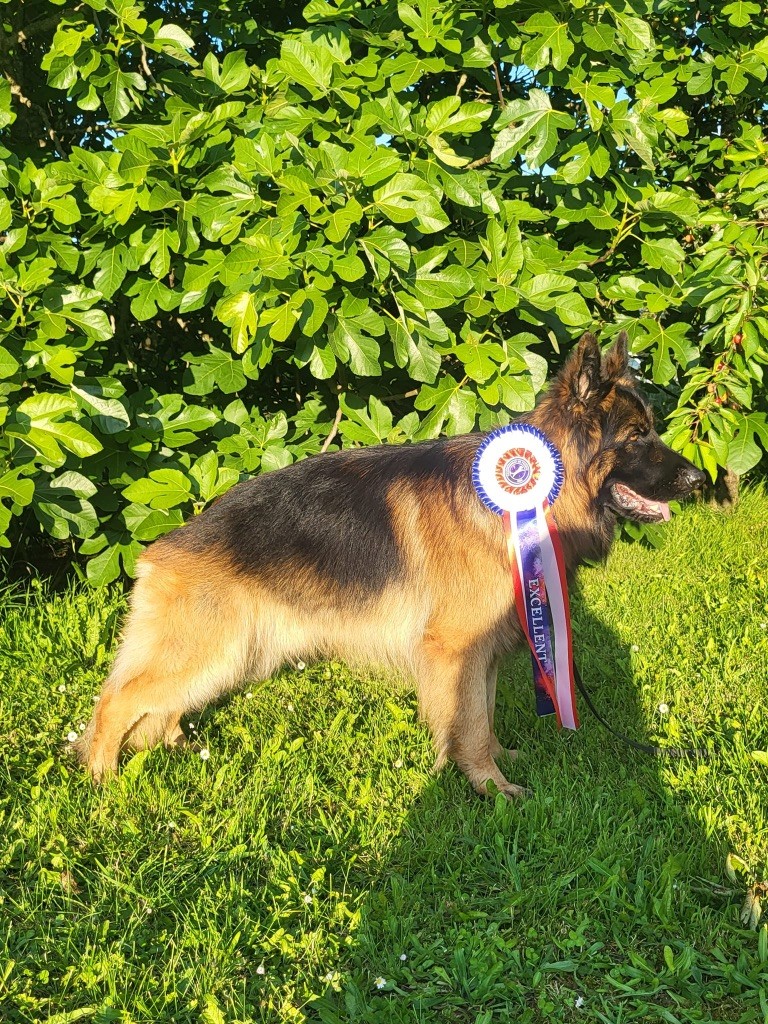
524;402;615;572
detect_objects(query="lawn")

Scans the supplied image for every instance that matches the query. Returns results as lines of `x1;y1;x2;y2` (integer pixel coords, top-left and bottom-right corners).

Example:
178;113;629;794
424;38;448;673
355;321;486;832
1;490;767;1024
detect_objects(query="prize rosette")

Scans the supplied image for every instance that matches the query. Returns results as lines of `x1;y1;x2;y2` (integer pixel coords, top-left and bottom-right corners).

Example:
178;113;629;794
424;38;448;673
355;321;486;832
472;424;579;730
472;422;563;516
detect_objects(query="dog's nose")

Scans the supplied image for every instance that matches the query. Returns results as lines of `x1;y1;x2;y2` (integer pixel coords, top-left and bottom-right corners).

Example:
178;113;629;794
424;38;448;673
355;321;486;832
677;465;707;492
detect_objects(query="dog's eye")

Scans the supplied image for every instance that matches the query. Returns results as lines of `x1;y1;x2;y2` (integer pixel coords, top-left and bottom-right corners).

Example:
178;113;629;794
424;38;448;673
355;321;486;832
629;428;650;443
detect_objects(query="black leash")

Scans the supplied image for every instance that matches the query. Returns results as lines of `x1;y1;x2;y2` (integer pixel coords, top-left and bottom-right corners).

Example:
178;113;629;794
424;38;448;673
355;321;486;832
573;662;710;760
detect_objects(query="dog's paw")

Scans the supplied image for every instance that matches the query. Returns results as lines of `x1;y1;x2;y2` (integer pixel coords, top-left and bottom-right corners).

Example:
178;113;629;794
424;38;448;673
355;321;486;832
498;782;531;801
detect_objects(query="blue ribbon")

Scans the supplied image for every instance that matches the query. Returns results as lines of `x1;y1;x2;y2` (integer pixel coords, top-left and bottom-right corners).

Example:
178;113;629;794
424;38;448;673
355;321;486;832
517;508;557;718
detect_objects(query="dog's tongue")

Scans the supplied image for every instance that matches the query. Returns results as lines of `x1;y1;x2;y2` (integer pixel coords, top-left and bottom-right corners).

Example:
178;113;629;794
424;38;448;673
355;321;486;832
636;494;671;521
615;484;671;522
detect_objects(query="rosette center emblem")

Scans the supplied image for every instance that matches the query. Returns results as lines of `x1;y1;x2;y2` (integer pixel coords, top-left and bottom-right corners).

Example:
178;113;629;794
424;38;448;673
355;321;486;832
473;424;563;516
497;448;540;497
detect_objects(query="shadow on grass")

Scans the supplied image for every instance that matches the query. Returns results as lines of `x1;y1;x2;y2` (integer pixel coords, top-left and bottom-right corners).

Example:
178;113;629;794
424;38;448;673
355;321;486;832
301;585;758;1024
3;510;767;1024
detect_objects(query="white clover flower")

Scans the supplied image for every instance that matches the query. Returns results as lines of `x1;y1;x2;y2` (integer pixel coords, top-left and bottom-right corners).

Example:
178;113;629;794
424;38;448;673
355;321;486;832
78;723;85;731
256;963;266;976
761;622;767;630
246;692;253;699
374;977;387;990
287;702;295;712
297;660;306;671
188;722;196;730
658;703;670;715
303;894;313;905
66;731;78;743
399;953;407;961
199;748;210;761
575;995;585;1009
394;759;403;769
631;644;640;653
58;684;66;693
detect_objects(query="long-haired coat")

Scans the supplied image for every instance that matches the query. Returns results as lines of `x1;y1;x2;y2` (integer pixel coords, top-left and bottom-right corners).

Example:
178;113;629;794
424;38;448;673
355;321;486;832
76;332;705;797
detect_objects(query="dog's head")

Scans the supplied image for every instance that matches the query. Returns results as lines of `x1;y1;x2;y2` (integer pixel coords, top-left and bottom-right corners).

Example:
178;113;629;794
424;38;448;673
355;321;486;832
545;331;706;524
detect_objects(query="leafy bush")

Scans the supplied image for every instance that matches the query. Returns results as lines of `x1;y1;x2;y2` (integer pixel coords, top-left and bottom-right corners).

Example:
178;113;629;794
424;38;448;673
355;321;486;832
1;0;767;582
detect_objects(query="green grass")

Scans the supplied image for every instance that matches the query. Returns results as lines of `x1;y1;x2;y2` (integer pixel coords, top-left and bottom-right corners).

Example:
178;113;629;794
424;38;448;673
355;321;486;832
2;490;768;1024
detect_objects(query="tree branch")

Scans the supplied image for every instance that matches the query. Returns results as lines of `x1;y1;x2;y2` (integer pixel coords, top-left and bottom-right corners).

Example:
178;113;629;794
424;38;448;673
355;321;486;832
465;153;493;170
320;404;343;453
492;62;506;106
3;74;67;159
16;14;63;45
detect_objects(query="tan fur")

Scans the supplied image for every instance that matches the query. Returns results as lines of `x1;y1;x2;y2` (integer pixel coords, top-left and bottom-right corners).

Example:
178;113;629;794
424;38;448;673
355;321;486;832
76;460;529;796
77;334;655;800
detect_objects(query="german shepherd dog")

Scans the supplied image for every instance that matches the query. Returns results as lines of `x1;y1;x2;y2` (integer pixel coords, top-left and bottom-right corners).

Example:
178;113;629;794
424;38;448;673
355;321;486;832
76;331;705;797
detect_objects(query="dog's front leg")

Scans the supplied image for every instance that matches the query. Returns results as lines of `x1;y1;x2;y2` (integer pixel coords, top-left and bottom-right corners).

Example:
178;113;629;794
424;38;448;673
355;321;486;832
485;659;518;764
418;640;527;800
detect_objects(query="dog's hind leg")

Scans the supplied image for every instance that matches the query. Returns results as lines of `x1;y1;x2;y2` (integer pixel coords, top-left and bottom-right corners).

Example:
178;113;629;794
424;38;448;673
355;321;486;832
122;711;189;753
418;639;527;800
76;554;254;780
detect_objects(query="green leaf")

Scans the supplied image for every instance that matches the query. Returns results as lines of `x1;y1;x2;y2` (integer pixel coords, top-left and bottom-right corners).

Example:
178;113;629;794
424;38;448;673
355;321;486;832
123;469;194;510
686;63;713;96
184;348;247;395
93;245;127;298
298;289;329;337
387;316;441;383
522;13;574;72
612;11;654;51
123;504;185;541
216;291;258;354
86;537;142;586
411;264;473;309
373;174;449;233
153;23;196;57
398;0;458;54
518;273;578;310
204;50;250;93
329;312;382;376
9;394;103;466
359;228;412;279
338;395;394;445
582;23;615;51
0;345;20;380
414;374;476;438
0;469;34;506
634;321;696;386
33;474;98;539
278;37;333;95
86;544;123;587
325;196;364;244
609;101;656;168
722;1;760;27
71;382;130;434
641;237;686;276
425;96;492;134
728;416;763;475
491;90;574;170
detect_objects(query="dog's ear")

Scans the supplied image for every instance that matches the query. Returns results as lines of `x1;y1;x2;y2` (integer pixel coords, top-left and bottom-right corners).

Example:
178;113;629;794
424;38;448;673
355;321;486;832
603;330;629;380
563;331;604;405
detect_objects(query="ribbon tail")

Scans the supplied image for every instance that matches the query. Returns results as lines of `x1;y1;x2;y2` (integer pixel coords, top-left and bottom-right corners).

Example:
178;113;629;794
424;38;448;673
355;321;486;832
503;511;557;719
537;503;579;730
